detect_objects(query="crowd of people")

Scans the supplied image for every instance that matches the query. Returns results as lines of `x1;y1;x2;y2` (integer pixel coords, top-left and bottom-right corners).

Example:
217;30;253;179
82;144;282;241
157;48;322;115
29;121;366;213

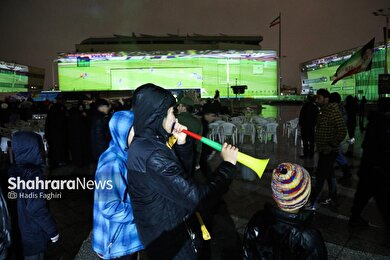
299;90;390;229
0;85;389;259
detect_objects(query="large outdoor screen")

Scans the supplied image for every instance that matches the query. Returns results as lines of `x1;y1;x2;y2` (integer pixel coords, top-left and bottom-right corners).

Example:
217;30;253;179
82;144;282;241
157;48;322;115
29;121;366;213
301;42;390;100
0;61;29;92
57;50;277;98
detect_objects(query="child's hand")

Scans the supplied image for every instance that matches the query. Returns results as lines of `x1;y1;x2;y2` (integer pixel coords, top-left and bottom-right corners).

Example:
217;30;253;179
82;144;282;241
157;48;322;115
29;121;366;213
172;121;187;145
221;143;238;165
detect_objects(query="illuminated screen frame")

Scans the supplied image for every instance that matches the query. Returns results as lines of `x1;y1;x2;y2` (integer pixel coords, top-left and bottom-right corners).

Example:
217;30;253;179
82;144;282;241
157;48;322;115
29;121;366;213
0;61;29;92
57;50;278;98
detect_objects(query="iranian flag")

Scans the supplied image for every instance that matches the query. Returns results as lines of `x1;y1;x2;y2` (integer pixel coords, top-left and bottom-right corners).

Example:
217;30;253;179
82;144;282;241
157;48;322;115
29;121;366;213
331;38;375;85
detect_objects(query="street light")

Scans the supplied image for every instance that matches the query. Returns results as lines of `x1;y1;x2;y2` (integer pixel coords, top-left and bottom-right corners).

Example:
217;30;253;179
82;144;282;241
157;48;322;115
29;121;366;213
373;8;390;74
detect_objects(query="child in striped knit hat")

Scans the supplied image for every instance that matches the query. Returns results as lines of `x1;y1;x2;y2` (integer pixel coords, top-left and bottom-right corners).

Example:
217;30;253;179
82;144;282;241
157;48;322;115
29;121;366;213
243;163;327;259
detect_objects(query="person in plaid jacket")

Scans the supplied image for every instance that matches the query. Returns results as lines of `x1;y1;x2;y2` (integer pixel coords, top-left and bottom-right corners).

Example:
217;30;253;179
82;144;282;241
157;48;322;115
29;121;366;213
308;89;347;208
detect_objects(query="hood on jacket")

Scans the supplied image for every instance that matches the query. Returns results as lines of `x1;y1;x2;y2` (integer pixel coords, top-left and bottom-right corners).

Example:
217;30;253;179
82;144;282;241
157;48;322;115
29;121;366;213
132;84;176;140
12;131;45;166
108;110;134;155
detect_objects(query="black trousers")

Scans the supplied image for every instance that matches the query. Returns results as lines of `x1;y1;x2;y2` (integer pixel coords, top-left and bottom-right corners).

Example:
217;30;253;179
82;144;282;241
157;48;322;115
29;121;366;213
300;127;315;157
310;152;338;203
351;169;390;227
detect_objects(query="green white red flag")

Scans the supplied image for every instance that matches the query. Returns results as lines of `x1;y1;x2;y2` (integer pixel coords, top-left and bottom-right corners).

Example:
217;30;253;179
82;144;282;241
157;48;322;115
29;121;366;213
331;38;375;85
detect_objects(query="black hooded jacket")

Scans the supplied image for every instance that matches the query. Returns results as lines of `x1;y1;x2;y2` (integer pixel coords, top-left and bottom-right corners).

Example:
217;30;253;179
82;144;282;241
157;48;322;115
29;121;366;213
127;84;237;259
243;203;327;260
8;131;58;256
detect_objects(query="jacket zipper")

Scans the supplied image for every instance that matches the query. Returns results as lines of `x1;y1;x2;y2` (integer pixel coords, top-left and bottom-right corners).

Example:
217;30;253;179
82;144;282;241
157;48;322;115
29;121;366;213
108;224;124;254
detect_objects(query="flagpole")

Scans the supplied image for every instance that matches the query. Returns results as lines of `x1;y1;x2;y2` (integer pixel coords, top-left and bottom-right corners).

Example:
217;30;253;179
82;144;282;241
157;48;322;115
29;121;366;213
278;12;282;96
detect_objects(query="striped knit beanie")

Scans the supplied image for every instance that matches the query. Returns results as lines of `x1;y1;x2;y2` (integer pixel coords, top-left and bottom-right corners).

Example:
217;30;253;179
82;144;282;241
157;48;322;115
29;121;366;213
271;163;311;212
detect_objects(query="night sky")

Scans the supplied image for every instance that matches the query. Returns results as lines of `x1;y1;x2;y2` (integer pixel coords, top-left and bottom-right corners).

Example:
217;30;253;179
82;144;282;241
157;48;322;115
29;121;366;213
0;0;388;90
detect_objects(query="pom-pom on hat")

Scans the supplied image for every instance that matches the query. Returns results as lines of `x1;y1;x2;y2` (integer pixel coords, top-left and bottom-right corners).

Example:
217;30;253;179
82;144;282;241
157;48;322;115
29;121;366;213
271;163;311;212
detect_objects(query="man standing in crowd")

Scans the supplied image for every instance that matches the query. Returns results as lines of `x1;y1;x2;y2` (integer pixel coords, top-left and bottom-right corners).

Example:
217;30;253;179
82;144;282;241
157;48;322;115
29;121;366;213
307;89;347;208
349;98;390;228
176;96;203;174
299;94;318;158
67;102;90;167
126;84;238;259
90;99;111;162
45;96;68;168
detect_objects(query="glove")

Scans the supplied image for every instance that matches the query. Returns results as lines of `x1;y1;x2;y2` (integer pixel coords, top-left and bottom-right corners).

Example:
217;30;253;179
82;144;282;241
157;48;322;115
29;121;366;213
51;234;59;243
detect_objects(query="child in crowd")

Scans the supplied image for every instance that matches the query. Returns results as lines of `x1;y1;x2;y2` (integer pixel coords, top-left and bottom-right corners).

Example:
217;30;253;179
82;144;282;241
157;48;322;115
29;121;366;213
92;111;143;259
9;131;59;260
243;163;327;259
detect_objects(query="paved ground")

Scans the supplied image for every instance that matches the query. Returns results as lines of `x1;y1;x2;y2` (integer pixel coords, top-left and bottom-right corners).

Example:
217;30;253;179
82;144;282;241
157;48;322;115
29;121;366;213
3;104;389;259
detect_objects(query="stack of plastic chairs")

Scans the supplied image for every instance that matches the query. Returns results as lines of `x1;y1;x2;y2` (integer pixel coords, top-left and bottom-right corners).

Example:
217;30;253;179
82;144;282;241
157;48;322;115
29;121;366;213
208;122;221;142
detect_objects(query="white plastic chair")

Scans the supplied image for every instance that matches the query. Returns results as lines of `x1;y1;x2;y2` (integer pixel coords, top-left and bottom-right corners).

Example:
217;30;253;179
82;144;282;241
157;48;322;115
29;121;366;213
239;123;256;144
208;122;221;142
219;122;237;145
294;127;303;147
285;118;299;138
230;117;243;125
264;122;279;144
253;116;268;126
213;120;226;125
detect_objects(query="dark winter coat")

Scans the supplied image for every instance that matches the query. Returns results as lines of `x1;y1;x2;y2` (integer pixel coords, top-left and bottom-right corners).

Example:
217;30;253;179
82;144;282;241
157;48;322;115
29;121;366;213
360;110;390;178
8;131;58;256
299;101;318;130
243;203;327;260
45;102;68;165
127;84;237;259
67;107;89;166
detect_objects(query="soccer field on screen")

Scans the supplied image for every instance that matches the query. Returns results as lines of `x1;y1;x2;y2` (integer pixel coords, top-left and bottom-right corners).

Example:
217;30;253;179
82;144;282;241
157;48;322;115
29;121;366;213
58;50;278;98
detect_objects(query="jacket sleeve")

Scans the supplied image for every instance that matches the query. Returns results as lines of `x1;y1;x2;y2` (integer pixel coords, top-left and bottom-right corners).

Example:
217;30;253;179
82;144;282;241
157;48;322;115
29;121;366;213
25;170;58;238
95;160;134;223
198;161;237;211
146;149;236;212
174;140;193;177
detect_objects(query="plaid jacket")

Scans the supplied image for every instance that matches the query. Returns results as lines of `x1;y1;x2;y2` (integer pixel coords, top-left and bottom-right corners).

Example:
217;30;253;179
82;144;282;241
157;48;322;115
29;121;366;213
315;103;347;154
92;111;143;259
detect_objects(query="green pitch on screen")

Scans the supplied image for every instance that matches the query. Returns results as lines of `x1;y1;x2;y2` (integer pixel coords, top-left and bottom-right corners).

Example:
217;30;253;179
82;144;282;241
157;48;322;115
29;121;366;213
58;53;277;98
